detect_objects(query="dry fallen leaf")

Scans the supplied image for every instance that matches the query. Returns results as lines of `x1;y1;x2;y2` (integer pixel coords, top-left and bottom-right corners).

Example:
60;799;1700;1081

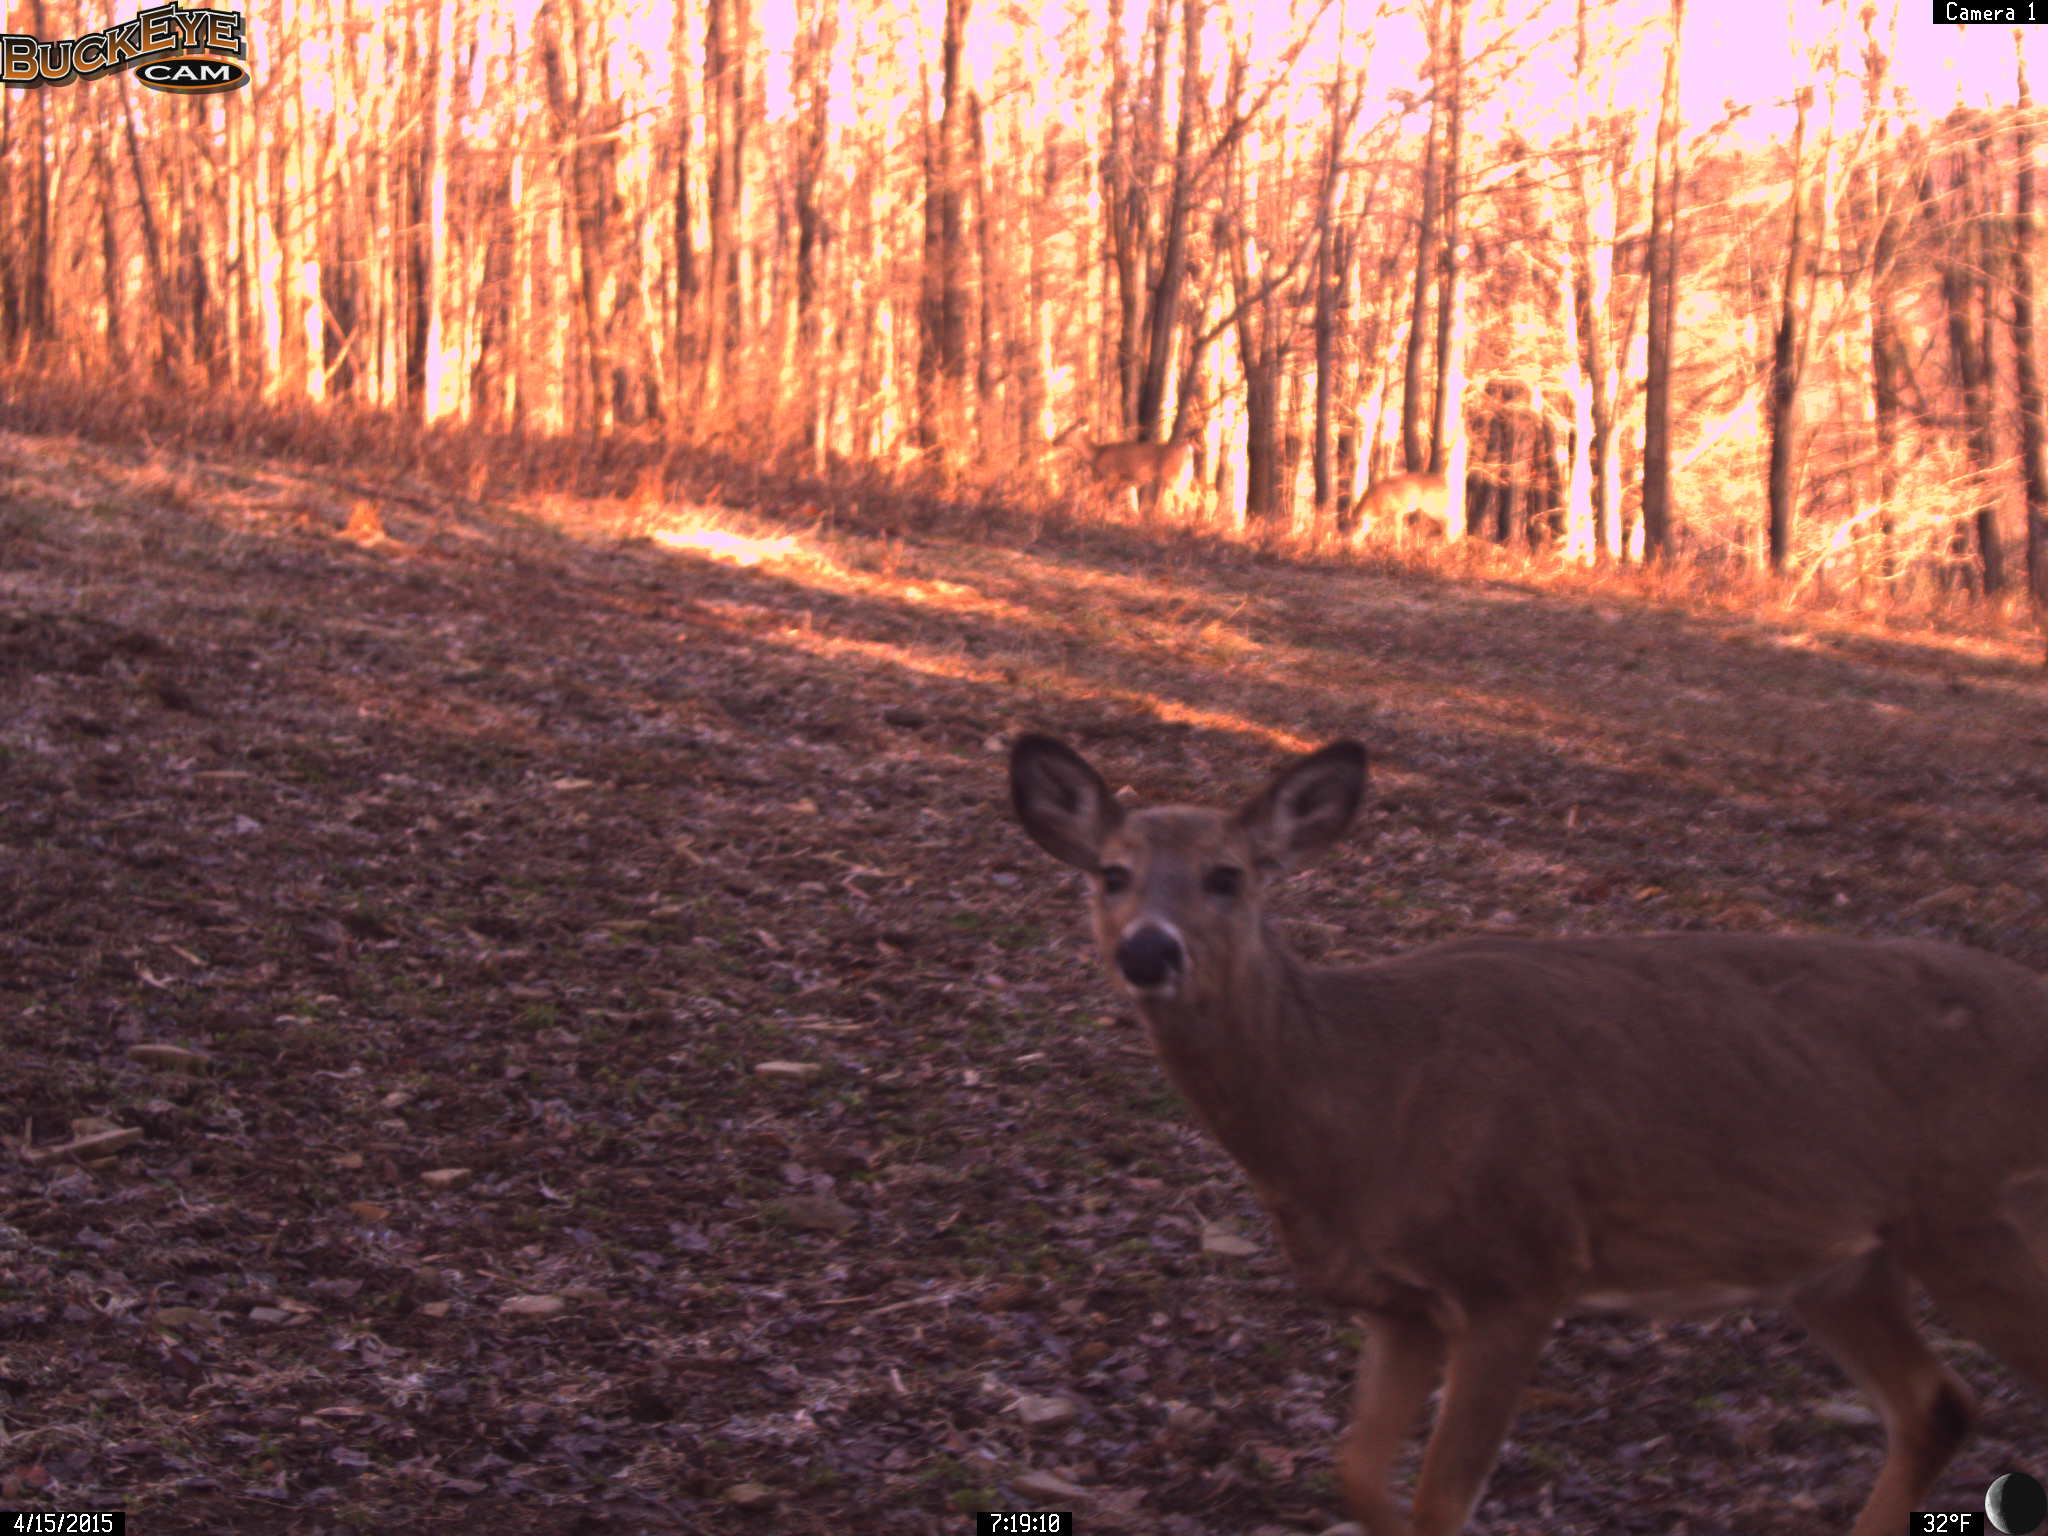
498;1295;567;1318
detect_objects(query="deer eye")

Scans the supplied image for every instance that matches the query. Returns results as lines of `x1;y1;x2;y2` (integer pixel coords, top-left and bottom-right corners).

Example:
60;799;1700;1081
1203;866;1243;900
1099;865;1132;896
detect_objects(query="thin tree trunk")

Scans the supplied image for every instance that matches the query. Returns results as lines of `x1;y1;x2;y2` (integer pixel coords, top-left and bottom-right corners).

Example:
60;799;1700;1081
792;0;833;451
421;2;460;422
1766;85;1814;572
916;0;972;458
18;0;53;351
1640;0;1684;560
1433;0;1466;538
1943;126;2004;596
703;0;748;417
1135;0;1202;441
1102;0;1140;429
671;0;699;419
1401;56;1440;475
2019;43;2048;616
1974;131;2006;594
1864;25;1905;588
1312;75;1355;528
1556;233;1596;559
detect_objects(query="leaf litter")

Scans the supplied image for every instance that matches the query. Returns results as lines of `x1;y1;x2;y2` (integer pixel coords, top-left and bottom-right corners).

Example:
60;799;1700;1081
1;428;2044;1533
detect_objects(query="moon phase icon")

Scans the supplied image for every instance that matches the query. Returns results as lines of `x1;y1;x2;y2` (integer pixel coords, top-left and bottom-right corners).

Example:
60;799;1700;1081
1987;1471;2048;1536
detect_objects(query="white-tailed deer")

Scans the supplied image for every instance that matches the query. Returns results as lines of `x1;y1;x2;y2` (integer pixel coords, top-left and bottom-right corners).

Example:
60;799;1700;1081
1010;734;2048;1536
1065;412;1202;507
1351;471;1448;542
1085;434;1193;494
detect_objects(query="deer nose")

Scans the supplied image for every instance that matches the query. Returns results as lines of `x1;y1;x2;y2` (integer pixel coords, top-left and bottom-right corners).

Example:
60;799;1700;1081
1115;924;1183;989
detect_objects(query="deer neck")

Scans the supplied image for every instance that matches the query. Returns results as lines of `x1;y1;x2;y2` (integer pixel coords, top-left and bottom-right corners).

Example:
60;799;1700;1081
1133;927;1344;1181
1133;932;1413;1306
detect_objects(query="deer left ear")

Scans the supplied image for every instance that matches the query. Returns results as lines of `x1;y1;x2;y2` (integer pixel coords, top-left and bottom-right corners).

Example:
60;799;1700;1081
1012;735;1123;872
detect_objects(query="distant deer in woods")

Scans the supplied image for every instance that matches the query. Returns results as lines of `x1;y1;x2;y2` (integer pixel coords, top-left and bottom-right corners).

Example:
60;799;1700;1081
1350;471;1449;543
1061;407;1204;509
1011;732;2048;1536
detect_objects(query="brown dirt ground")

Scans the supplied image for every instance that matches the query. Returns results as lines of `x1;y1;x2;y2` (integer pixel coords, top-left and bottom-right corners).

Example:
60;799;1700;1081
1;426;2045;1535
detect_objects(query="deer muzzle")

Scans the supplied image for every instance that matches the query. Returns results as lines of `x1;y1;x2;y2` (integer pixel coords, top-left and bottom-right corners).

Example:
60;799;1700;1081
1115;921;1184;994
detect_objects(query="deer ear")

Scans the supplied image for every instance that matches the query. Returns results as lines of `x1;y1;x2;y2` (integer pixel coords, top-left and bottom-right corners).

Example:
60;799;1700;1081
1011;735;1122;871
1237;741;1366;872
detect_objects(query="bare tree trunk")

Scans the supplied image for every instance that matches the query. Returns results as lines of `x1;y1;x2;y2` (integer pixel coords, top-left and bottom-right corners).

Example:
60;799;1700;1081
1555;233;1597;560
1567;0;1620;558
1942;121;2005;596
1312;74;1357;529
549;3;627;430
791;0;833;453
503;142;531;428
1497;408;1521;543
12;0;54;355
1312;213;1343;525
1974;130;2006;595
1401;44;1440;476
92;117;124;373
115;72;182;375
0;90;17;354
970;92;999;460
296;17;326;399
2013;47;2048;615
703;0;749;418
917;0;972;459
1433;0;1467;538
421;1;461;423
1135;0;1203;443
1640;0;1684;561
1240;353;1282;522
164;103;216;373
1102;0;1147;428
1332;221;1361;522
1225;65;1283;526
1766;85;1814;572
1020;129;1061;463
671;0;700;420
1862;17;1905;589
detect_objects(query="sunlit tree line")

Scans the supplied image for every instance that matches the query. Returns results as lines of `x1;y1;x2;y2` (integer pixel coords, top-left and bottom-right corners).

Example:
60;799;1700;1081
1;0;2044;599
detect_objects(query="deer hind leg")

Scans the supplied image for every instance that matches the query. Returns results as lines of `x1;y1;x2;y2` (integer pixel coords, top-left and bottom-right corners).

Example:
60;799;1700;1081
1791;1248;1979;1536
1403;1303;1555;1536
1906;1174;2048;1409
1337;1311;1446;1536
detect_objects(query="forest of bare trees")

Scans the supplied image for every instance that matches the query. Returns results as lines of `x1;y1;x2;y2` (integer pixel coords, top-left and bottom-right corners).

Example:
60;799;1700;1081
3;0;2047;606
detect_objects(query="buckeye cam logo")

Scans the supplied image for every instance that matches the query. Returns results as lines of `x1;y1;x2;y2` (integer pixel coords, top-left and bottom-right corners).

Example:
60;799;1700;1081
0;4;250;94
136;53;247;94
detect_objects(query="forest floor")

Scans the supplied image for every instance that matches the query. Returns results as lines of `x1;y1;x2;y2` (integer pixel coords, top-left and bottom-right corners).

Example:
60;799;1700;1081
2;423;2046;1536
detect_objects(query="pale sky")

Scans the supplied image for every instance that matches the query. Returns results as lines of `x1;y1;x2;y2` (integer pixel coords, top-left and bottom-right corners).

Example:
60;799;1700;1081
590;0;2044;147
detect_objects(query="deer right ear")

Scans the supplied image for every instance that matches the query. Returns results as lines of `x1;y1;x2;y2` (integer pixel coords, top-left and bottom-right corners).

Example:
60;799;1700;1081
1238;740;1367;872
1011;735;1121;871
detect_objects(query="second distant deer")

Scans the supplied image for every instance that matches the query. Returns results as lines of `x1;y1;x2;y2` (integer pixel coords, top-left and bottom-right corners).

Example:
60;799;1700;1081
1065;405;1203;513
1351;471;1448;543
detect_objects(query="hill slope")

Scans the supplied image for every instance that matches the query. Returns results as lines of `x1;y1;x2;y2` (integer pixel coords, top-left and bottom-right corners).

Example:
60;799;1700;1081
2;427;2045;1533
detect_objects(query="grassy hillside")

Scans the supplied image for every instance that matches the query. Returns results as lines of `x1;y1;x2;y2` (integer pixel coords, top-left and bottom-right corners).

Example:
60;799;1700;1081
2;423;2044;1534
